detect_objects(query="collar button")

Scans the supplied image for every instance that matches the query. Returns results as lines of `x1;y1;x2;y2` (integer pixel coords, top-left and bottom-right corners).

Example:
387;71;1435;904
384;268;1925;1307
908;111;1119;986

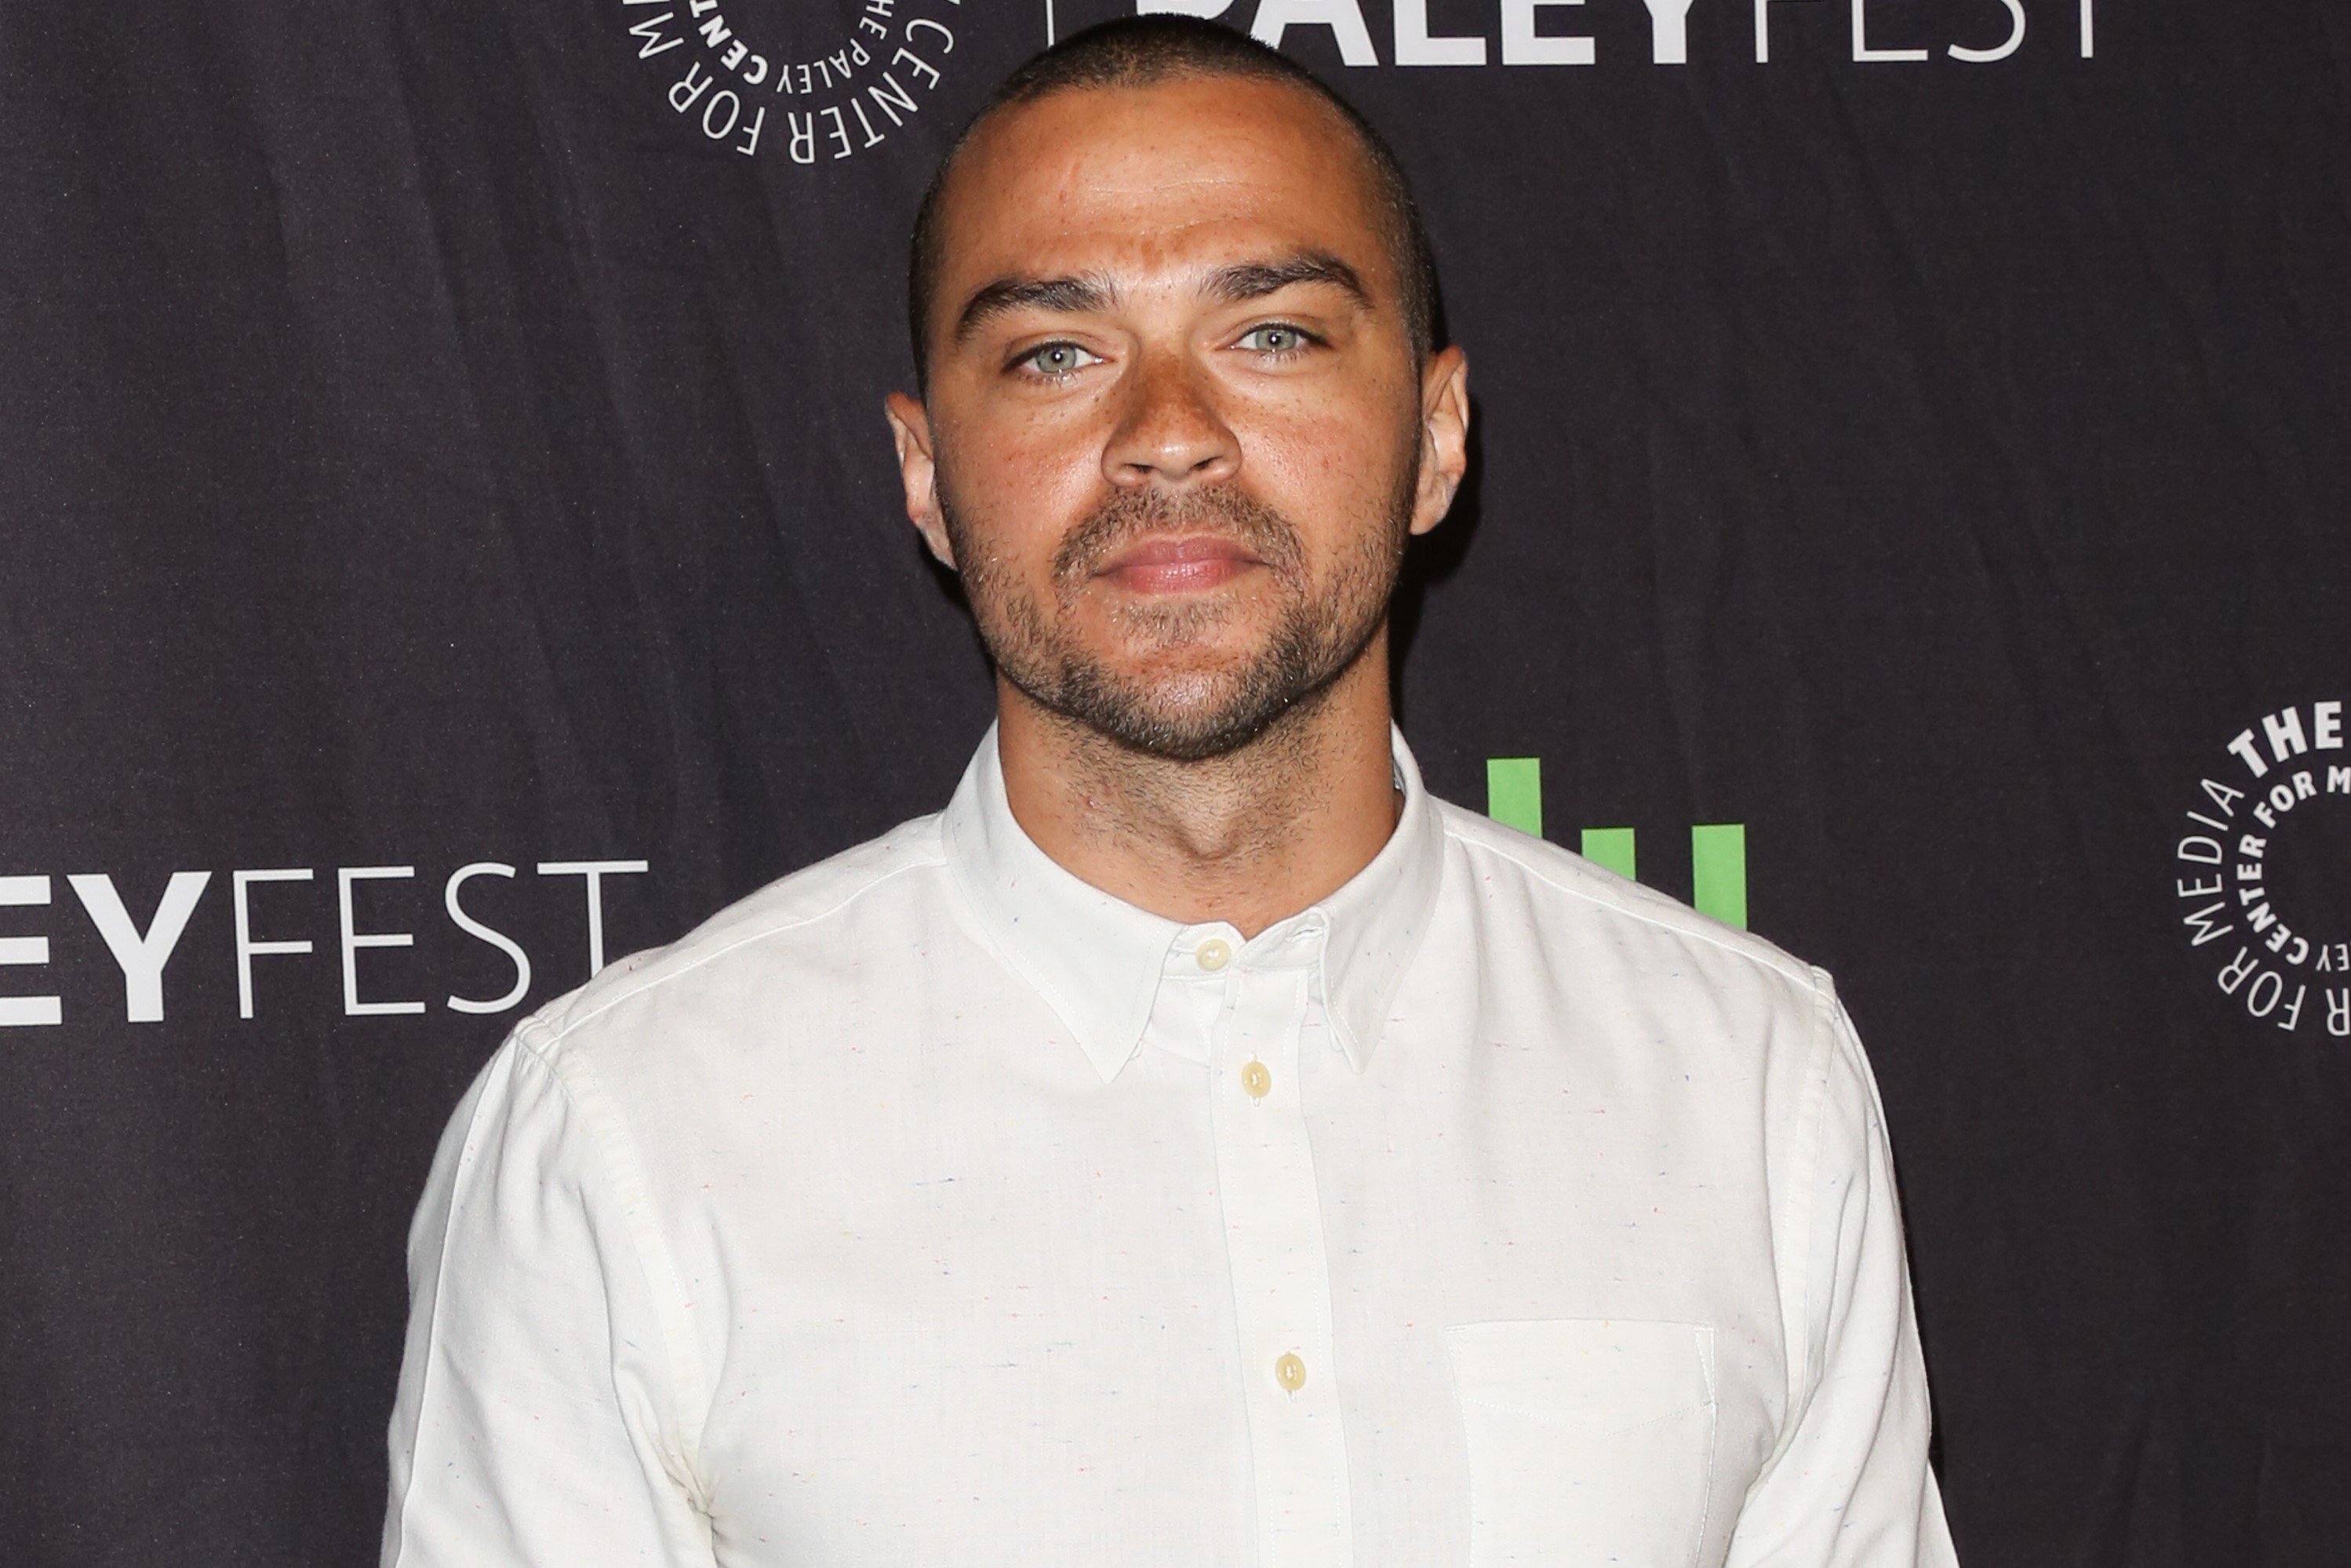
1195;937;1232;972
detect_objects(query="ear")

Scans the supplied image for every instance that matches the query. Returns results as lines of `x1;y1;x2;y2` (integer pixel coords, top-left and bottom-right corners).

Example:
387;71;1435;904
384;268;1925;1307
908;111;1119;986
884;391;955;568
1408;346;1469;538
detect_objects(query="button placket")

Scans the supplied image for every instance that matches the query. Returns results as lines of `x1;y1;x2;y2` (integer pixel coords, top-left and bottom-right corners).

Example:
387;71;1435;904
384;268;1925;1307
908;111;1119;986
1207;963;1352;1567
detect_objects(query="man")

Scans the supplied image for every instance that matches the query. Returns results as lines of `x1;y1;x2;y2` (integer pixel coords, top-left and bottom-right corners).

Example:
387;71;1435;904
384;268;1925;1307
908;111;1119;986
382;18;1959;1566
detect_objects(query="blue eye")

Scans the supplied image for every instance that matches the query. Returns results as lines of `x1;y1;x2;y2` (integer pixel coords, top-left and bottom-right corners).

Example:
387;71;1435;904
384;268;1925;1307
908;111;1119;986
1236;323;1318;358
1019;342;1101;377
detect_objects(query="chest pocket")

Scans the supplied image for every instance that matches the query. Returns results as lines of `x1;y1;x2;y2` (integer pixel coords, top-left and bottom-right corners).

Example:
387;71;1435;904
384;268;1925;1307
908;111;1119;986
1444;1319;1718;1568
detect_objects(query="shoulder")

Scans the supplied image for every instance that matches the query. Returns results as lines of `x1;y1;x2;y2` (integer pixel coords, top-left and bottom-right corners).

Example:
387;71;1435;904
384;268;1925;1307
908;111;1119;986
1431;796;1827;1010
1428;800;1891;1177
513;812;951;1060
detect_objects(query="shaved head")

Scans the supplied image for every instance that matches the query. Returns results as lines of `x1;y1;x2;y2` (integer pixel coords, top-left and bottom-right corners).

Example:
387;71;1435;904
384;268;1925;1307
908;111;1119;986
907;16;1436;395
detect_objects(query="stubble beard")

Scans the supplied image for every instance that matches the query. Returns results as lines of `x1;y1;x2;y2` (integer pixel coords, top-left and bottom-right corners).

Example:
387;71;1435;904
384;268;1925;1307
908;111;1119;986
941;448;1421;765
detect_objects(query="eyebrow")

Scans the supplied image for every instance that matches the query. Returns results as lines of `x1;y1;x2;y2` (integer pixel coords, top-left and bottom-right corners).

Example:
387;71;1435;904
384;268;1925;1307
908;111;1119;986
950;251;1374;344
1202;252;1371;311
954;273;1117;342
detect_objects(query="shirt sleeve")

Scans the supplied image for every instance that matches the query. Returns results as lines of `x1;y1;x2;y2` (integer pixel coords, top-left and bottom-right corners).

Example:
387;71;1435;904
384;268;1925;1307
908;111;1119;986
1725;981;1962;1568
380;1028;716;1566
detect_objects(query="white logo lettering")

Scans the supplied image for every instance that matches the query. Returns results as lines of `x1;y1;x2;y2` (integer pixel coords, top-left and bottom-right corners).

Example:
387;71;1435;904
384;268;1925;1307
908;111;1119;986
68;871;212;1024
235;868;315;1021
0;875;60;1028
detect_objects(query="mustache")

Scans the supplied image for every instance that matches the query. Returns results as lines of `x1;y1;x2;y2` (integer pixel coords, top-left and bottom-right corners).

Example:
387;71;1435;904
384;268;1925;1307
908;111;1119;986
1050;485;1306;595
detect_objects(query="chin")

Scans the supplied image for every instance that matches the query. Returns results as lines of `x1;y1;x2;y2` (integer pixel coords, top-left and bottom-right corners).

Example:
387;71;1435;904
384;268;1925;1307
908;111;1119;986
1101;664;1332;761
1103;624;1276;677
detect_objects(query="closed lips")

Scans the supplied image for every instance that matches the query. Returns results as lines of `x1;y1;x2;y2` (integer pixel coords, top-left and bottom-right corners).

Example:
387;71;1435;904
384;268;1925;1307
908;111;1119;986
1098;533;1263;590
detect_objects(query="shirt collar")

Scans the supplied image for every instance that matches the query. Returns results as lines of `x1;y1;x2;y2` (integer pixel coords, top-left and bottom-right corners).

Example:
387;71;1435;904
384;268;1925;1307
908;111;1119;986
941;722;1446;1083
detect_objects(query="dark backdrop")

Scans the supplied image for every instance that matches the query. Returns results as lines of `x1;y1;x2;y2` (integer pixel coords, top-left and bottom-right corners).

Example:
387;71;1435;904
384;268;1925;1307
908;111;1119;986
2;1;2346;1563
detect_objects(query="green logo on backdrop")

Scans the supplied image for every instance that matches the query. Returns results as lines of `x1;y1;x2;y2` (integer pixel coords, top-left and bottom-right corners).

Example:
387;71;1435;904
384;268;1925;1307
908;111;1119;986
1484;757;1749;930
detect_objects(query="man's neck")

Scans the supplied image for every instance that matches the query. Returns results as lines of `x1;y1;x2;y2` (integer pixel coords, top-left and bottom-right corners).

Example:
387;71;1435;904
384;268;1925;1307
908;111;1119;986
995;645;1403;940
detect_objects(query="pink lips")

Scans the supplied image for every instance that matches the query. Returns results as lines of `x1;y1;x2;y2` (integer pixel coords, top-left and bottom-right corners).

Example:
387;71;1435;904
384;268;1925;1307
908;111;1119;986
1096;533;1262;594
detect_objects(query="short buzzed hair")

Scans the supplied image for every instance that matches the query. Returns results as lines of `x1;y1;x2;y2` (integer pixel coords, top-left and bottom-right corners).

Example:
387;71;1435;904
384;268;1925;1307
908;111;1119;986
905;16;1438;395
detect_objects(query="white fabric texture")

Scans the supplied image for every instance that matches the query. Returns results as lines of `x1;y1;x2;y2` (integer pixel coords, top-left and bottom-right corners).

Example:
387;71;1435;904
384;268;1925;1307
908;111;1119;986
382;726;1961;1568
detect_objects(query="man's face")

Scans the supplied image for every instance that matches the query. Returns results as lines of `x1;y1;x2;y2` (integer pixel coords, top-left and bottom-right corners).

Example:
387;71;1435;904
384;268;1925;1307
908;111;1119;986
886;75;1468;761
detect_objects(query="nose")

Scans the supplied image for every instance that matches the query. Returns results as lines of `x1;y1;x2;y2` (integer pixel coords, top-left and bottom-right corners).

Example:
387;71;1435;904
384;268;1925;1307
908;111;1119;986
1101;348;1240;491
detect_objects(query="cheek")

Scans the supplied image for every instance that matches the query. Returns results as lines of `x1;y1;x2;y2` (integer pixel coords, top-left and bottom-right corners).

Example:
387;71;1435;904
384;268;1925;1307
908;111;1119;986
940;405;1103;575
1236;381;1416;544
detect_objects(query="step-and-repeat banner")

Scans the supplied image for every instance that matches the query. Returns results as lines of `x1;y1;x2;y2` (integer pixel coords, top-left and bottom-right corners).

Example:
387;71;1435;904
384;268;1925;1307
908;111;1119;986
2;2;2345;1562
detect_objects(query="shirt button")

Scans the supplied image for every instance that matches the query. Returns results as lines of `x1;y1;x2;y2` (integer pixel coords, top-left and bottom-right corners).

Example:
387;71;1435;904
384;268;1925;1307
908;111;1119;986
1274;1352;1308;1393
1240;1060;1272;1100
1196;937;1232;972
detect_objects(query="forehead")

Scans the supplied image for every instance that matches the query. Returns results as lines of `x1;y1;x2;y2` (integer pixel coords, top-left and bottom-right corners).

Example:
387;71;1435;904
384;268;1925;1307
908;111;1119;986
935;75;1394;300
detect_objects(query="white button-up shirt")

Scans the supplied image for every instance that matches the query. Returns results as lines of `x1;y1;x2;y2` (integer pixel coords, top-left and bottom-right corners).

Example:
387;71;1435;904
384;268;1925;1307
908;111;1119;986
383;727;1960;1568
